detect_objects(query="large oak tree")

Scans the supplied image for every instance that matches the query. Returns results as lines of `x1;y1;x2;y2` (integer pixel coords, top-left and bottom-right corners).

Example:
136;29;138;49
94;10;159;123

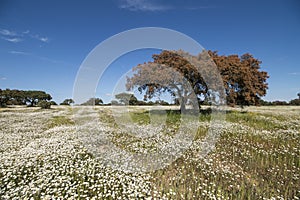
126;50;269;109
126;50;220;111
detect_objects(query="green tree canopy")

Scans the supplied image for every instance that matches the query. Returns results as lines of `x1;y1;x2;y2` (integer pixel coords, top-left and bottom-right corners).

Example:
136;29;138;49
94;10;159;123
115;92;138;105
0;89;52;107
25;90;52;107
0;89;11;107
81;98;103;106
60;99;75;105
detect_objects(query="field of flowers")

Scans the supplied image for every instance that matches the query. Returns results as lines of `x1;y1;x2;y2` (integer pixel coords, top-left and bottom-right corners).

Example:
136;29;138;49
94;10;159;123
0;105;299;199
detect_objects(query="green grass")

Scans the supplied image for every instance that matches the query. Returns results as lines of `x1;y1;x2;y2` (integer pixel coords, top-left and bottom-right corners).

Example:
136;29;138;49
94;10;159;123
150;108;300;199
129;109;151;125
47;115;74;128
225;111;288;130
1;106;299;199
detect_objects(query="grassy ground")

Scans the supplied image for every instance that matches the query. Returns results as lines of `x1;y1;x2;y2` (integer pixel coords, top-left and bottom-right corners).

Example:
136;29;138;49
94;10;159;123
0;105;299;199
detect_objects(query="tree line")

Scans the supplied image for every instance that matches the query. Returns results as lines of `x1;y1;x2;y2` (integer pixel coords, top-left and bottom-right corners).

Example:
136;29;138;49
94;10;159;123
1;50;299;109
0;89;53;108
259;93;300;106
1;88;299;109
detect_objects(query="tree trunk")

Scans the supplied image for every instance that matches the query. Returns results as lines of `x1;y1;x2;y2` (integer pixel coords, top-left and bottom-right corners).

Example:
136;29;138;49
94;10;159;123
30;100;35;107
180;96;187;112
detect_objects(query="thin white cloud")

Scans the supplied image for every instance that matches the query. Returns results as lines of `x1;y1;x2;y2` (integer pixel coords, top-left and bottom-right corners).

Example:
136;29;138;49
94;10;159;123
185;6;214;10
119;0;171;11
38;55;65;64
39;37;49;42
2;37;22;43
0;77;7;80
288;72;300;75
8;50;30;55
105;93;112;96
31;34;49;43
0;28;49;43
22;30;30;34
8;50;69;65
0;29;17;36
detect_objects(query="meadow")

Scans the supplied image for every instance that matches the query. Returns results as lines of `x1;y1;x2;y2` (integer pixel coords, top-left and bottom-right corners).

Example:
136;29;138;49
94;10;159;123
0;105;299;199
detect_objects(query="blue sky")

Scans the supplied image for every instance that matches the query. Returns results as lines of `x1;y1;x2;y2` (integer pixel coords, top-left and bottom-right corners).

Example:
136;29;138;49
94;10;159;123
0;0;299;104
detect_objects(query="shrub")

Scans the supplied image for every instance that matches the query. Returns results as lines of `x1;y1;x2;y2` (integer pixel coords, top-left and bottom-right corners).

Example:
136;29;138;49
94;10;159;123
290;98;300;105
50;101;58;105
37;100;51;109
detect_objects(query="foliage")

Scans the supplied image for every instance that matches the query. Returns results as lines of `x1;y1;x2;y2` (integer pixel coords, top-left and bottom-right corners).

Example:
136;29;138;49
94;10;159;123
0;88;52;107
24;90;52;106
0;89;11;107
110;100;120;105
126;50;215;111
208;51;269;107
50;101;57;105
290;98;300;105
81;97;103;106
37;100;52;109
289;92;300;105
47;115;74;128
155;100;169;105
115;92;138;105
60;98;74;105
126;50;269;109
258;99;273;106
272;100;289;106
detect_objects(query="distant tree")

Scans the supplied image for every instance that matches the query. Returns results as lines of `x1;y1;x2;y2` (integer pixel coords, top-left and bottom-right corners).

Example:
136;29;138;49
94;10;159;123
0;89;52;107
136;100;147;105
258;99;272;106
115;92;138;105
25;90;52;107
50;101;57;105
290;99;300;105
154;100;169;105
60;98;74;105
289;93;300;105
272;100;288;106
147;101;155;105
7;89;26;105
81;98;103;106
37;100;51;109
111;100;120;105
94;98;103;105
0;89;11;107
1;89;27;106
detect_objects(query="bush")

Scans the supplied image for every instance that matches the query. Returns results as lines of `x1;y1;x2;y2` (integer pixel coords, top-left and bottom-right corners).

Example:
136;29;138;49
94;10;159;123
37;100;51;109
50;101;58;105
0;103;7;108
290;98;300;105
